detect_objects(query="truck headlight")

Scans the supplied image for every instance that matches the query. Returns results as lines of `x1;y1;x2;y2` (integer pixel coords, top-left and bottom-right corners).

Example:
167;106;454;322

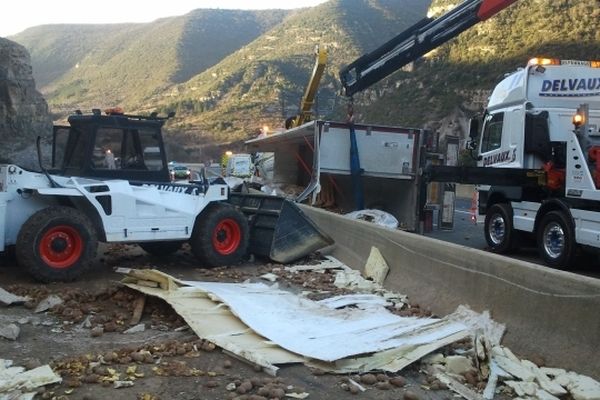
573;112;585;128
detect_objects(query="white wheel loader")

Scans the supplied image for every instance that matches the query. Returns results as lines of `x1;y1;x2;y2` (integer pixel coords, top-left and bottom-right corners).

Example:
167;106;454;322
0;109;331;281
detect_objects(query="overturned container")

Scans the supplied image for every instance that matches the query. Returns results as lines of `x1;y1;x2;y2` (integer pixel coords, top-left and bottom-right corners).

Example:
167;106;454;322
245;120;442;232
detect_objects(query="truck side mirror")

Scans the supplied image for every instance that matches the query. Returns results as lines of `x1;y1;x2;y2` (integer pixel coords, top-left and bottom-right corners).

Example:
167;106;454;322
469;118;480;139
466;118;482;161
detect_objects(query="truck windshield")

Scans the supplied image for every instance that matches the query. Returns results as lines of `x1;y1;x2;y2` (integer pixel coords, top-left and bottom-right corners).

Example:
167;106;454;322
480;113;504;153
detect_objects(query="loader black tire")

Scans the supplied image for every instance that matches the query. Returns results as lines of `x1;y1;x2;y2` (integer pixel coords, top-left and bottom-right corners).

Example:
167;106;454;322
139;241;183;256
16;206;97;282
191;203;249;268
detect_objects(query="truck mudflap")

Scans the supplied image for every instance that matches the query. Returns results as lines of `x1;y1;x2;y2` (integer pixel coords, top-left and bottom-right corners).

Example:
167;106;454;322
228;193;333;263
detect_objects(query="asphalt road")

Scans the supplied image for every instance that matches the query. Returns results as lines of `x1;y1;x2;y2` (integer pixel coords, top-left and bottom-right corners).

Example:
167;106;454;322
425;198;486;250
424;198;600;278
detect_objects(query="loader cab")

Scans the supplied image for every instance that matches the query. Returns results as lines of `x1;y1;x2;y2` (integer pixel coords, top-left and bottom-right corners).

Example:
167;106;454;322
51;110;172;183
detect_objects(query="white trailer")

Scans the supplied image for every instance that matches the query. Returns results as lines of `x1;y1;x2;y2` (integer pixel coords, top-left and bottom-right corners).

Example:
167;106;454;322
246;120;440;231
225;153;254;178
471;58;600;267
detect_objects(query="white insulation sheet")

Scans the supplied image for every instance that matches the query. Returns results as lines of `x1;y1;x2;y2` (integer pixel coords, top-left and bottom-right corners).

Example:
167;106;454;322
182;280;467;362
123;269;470;373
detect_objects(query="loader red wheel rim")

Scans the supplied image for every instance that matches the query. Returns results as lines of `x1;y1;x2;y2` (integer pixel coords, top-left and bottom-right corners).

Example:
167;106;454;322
39;225;83;269
212;219;241;255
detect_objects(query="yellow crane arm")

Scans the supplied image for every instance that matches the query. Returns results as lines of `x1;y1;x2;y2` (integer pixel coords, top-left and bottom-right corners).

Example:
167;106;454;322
286;46;328;129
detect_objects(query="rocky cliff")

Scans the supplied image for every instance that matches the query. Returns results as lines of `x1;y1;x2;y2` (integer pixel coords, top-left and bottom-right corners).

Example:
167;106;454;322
0;37;51;166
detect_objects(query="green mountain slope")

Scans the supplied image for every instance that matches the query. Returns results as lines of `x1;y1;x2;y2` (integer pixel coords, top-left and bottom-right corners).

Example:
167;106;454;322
10;9;289;111
9;24;133;89
174;9;292;83
153;0;431;142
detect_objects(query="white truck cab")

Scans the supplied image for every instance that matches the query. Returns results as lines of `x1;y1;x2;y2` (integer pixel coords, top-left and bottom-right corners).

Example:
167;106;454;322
475;58;600;268
225;153;254;178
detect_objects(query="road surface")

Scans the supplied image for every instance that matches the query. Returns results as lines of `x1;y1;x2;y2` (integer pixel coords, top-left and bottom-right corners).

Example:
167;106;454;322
424;198;600;278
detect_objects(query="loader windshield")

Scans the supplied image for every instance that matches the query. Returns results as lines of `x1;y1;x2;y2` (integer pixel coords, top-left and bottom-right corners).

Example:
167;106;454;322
92;127;163;171
60;113;171;182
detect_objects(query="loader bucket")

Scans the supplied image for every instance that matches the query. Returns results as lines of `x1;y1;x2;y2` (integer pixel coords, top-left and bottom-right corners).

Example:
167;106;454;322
228;193;333;263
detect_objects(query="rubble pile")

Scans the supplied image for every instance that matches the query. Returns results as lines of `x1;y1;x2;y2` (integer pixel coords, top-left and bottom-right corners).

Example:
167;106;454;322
27;337;318;400
1;247;599;400
418;343;600;400
196;265;260;283
50;339;213;385
272;265;351;296
218;255;600;400
0;359;61;399
5;285;186;334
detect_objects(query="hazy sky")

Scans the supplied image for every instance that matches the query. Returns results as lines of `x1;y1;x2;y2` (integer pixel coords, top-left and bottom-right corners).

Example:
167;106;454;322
1;0;328;37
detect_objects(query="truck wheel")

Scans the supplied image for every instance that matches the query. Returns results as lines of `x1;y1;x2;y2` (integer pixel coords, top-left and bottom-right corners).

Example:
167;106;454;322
16;207;98;282
191;203;249;267
484;203;514;254
139;241;183;256
537;211;576;269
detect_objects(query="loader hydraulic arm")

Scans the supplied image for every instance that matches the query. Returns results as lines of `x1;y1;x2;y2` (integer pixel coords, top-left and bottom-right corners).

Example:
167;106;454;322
286;46;328;129
339;0;519;97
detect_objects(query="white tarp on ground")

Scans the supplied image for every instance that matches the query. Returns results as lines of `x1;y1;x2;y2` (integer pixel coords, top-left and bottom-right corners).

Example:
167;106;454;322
121;269;303;376
182;280;468;362
122;268;470;374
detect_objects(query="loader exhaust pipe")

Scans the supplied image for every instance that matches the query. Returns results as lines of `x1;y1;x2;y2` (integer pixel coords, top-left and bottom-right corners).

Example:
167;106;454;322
36;136;61;188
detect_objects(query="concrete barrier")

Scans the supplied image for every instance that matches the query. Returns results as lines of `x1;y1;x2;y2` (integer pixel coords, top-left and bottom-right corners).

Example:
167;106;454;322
302;206;600;378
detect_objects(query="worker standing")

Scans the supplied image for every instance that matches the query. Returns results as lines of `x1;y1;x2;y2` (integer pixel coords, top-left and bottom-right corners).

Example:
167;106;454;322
105;149;116;169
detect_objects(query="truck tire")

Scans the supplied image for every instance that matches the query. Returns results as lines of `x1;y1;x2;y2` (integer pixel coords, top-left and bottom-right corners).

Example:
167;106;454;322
16;206;98;282
484;203;514;254
191;203;249;267
537;211;576;269
139;241;183;256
